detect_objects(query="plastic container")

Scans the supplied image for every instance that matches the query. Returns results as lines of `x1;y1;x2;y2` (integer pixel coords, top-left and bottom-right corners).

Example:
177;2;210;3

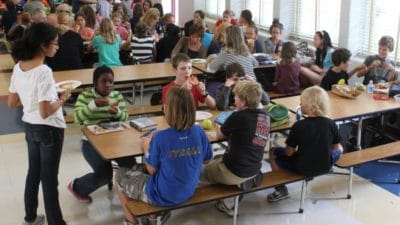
296;106;302;121
373;88;389;100
367;80;374;94
394;94;400;102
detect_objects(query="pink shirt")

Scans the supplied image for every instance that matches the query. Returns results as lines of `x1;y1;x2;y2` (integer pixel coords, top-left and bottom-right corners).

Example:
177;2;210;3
80;27;94;41
115;26;129;40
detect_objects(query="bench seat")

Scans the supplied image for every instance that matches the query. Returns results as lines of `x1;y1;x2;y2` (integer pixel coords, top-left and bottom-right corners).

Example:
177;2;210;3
126;170;307;225
335;141;400;199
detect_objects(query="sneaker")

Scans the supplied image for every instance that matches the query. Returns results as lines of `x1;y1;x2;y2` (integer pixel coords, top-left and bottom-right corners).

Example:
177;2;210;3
67;181;92;203
215;200;235;217
238;172;263;191
22;214;45;225
157;211;171;225
267;187;290;202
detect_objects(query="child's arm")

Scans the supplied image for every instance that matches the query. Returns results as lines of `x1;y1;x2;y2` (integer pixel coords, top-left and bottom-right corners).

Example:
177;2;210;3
285;145;296;156
331;143;343;153
348;64;367;77
215;125;228;140
142;136;157;175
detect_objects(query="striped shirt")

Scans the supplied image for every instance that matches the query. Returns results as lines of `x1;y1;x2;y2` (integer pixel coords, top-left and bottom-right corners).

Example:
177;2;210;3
208;49;259;80
74;89;128;126
131;35;155;63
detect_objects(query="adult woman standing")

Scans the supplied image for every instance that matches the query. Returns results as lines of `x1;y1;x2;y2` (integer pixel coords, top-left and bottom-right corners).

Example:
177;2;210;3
8;23;70;225
300;30;334;85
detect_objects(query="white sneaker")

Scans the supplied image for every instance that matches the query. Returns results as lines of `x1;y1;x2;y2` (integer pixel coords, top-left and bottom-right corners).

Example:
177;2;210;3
215;200;235;217
22;215;45;225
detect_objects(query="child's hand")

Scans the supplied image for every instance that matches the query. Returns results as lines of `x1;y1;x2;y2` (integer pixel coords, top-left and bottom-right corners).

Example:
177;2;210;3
382;62;395;71
59;90;71;102
141;135;152;155
370;59;382;68
196;81;207;96
244;75;254;81
95;97;109;107
182;80;193;91
224;78;236;87
108;102;118;114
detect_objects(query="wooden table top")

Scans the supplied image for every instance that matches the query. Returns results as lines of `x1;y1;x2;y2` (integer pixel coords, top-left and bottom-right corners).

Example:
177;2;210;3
53;63;202;85
0;54;14;72
82;110;296;160
273;91;400;120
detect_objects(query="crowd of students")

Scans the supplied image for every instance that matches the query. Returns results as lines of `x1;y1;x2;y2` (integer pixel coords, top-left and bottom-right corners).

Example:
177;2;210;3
3;1;400;225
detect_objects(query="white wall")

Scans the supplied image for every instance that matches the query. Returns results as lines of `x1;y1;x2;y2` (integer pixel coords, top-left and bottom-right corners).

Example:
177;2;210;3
177;0;194;27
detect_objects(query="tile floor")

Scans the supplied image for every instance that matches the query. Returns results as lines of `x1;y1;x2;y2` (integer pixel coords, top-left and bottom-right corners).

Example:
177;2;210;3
1;124;400;225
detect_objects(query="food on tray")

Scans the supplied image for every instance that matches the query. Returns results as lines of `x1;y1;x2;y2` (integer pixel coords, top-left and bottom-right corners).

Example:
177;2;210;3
331;84;361;99
60;82;75;90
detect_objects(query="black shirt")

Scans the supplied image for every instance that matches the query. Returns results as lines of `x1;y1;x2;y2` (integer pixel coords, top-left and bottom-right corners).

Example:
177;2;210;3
286;117;340;176
156;35;180;62
222;108;270;178
183;20;193;37
47;31;84;71
320;68;349;91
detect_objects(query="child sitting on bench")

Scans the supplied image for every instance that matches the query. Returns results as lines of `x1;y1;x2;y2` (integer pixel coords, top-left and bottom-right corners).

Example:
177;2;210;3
116;87;213;225
202;80;270;216
267;86;343;202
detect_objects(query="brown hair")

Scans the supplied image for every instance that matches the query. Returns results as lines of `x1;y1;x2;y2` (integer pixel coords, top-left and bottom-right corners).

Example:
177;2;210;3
225;25;250;55
99;18;117;44
213;22;230;42
172;53;191;69
79;5;96;29
280;41;297;66
189;22;205;38
378;35;394;52
165;87;195;131
233;80;262;109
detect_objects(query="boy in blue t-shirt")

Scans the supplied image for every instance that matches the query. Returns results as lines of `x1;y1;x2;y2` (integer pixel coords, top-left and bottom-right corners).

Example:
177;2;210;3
320;48;365;91
116;87;212;225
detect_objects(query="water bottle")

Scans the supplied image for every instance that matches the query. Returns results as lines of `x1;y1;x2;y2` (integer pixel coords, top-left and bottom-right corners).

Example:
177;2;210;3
367;80;374;94
295;106;302;121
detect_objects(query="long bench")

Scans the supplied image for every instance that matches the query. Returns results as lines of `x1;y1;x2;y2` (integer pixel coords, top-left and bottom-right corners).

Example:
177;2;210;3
125;141;400;225
335;141;400;199
126;170;308;225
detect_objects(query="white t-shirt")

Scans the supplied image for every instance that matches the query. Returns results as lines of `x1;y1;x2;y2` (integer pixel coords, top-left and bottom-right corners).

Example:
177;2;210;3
9;63;66;128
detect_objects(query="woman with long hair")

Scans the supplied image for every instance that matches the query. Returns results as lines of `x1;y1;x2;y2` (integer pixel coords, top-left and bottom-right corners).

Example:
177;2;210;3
8;22;70;225
89;18;123;67
207;25;258;80
300;30;334;85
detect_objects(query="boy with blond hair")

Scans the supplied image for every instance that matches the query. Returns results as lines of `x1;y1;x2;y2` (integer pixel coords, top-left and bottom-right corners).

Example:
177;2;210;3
202;80;270;216
267;86;343;202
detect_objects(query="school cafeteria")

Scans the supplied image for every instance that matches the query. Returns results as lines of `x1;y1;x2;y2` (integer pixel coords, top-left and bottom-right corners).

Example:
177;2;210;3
1;0;400;225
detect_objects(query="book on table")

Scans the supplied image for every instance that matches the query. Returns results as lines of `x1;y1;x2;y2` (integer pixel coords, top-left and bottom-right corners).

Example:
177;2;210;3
129;117;157;131
87;121;124;135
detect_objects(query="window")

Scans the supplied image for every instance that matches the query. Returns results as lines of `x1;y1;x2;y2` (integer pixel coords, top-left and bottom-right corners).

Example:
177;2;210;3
244;0;274;28
162;0;173;14
195;0;225;18
361;0;400;63
293;0;341;45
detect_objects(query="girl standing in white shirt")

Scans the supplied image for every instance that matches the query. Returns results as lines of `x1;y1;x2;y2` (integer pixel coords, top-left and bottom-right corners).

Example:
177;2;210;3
8;23;70;225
